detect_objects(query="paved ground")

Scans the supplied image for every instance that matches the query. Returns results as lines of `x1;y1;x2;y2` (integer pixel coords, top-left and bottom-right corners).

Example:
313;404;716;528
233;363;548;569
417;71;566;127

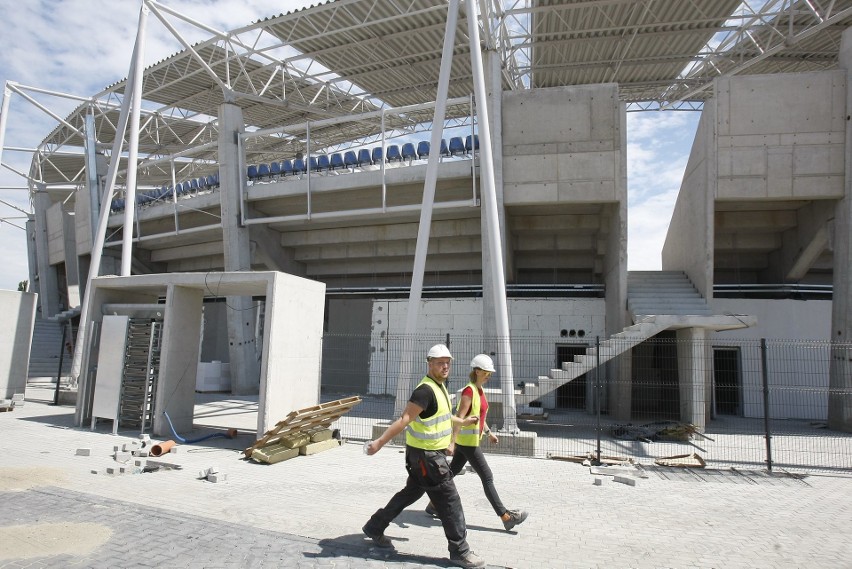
1;390;850;568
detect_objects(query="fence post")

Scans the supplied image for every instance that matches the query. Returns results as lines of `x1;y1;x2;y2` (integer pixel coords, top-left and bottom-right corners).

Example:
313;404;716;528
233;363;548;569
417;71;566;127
595;335;602;465
760;338;773;472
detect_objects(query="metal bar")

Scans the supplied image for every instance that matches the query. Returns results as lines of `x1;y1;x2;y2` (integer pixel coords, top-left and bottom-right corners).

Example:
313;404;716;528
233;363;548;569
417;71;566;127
53;324;68;406
395;0;462;415
760;338;773;472
122;4;150;276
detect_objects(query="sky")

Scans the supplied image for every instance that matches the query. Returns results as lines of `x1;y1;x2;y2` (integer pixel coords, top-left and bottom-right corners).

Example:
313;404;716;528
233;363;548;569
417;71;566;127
0;0;700;294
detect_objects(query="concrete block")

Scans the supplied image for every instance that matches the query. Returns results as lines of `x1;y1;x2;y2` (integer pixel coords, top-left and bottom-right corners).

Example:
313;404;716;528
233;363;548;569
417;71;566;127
76;448;91;456
169;446;179;453
613;475;636;486
480;430;537;458
114;452;132;463
593;478;602;486
207;473;228;483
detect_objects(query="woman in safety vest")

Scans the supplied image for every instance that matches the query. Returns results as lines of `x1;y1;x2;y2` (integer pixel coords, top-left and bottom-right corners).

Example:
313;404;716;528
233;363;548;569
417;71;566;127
426;353;528;531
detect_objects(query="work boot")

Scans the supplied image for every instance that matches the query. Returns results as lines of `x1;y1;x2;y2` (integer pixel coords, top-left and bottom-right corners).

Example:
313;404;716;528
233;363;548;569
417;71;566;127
362;524;394;549
425;501;438;517
502;509;528;531
449;550;486;568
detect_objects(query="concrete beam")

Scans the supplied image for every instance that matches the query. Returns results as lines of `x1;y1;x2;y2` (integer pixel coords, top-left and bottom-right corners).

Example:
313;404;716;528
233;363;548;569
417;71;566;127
715;210;797;231
279;218;481;247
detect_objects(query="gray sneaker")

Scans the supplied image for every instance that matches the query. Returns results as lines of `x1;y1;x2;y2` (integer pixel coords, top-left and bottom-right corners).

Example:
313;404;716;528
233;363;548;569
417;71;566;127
502;509;528;531
449;550;486;568
362;524;394;549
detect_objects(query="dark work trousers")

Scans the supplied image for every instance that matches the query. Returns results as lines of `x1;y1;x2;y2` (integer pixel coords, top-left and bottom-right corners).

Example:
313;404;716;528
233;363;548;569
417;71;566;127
364;445;469;556
449;443;507;517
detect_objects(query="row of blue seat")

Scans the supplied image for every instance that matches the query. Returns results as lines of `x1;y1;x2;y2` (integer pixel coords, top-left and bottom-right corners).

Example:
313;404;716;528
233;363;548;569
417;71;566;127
110;134;481;212
247;135;479;181
110;172;220;212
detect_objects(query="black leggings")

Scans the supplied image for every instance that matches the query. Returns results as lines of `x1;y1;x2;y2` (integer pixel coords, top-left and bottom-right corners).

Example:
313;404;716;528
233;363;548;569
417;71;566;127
450;444;507;517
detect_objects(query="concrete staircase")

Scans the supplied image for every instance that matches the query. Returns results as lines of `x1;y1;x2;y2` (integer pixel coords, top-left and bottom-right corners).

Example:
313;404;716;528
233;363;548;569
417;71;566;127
27;319;72;384
517;271;753;405
627;271;713;317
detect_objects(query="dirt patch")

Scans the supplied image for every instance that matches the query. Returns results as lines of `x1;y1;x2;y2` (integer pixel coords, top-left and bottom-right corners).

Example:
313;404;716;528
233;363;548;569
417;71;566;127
0;467;67;491
0;522;112;560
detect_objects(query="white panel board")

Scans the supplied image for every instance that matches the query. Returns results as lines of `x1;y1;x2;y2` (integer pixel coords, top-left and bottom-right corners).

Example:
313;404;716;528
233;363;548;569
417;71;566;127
91;315;129;425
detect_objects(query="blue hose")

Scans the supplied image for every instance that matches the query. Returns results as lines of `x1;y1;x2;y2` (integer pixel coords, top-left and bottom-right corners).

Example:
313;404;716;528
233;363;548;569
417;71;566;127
162;410;237;444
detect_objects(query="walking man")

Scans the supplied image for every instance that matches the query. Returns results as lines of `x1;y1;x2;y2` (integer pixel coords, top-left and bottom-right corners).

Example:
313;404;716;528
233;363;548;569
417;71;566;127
363;344;486;568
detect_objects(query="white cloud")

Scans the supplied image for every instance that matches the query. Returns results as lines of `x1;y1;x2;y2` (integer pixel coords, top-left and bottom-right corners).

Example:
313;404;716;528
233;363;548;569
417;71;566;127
626;111;700;269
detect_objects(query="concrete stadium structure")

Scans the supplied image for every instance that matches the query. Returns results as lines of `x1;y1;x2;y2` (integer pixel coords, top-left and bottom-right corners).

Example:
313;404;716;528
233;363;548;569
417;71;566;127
2;1;851;438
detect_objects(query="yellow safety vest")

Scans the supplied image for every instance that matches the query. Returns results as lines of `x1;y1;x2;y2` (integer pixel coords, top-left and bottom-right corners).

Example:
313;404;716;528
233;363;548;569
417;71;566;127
455;381;483;447
405;376;453;450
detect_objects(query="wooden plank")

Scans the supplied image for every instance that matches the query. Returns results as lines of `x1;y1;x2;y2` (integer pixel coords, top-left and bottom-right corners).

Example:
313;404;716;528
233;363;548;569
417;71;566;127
244;396;361;457
299;439;342;456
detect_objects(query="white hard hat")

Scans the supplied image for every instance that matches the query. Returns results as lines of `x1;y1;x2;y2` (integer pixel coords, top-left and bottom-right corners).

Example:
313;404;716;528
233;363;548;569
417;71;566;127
427;344;453;360
470;354;495;372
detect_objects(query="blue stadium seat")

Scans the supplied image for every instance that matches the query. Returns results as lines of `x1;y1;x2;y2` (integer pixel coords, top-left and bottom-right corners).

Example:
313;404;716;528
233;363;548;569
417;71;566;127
197;177;207;191
330;153;345;170
358;148;372;166
386;144;402;162
269;161;281;177
247;164;259;180
401;142;417;162
292;158;305;173
308;156;318;172
465;134;479;153
344;150;358;169
258;163;270;179
417;140;431;159
189;178;199;192
371;147;383;164
448;137;465;156
281;159;293;177
206;175;216;187
317;155;330;171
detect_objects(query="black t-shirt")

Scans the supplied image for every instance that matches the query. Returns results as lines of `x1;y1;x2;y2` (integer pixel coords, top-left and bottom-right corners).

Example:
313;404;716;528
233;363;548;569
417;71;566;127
410;379;444;418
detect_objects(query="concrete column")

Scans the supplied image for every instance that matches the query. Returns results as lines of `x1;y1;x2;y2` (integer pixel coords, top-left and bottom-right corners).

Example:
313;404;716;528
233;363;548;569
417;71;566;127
480;49;506;352
153;285;204;436
32;188;60;317
62;210;80;308
218;102;260;395
829;28;852;431
676;327;712;431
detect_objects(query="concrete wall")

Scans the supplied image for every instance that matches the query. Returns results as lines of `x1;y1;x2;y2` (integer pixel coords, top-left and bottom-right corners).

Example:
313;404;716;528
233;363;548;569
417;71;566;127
367;297;607;407
662;109;715;298
715;71;846;201
0;291;37;399
502;84;623;204
711;298;832;421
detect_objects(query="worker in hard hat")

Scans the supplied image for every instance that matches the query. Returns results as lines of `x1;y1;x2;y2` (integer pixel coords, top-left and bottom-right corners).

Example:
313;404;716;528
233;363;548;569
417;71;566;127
425;353;528;532
362;344;485;569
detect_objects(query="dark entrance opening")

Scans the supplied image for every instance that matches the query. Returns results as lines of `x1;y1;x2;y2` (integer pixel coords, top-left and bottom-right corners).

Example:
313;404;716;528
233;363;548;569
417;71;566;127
713;347;741;416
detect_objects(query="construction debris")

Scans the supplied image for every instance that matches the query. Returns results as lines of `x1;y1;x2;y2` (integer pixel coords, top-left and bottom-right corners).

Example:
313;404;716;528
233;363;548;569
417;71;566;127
244;396;360;464
547;452;634;466
654;453;706;468
610;421;711;442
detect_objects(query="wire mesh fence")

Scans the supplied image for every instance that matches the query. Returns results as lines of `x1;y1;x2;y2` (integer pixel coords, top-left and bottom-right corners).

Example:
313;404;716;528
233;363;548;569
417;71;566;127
320;332;852;475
